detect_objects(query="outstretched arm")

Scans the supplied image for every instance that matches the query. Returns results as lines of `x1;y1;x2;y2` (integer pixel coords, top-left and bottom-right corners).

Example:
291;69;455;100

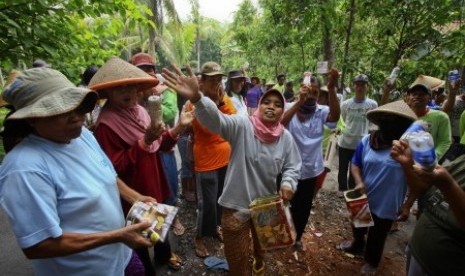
326;68;341;122
391;140;465;230
23;222;152;259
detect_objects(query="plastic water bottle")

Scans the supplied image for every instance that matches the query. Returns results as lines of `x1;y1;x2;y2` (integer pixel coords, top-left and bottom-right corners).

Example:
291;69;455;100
401;121;436;171
408;131;437;171
449;70;460;89
388;66;400;86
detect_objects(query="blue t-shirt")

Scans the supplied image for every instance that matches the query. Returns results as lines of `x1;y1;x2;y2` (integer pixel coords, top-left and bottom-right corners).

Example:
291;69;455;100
351;135;408;220
0;128;131;276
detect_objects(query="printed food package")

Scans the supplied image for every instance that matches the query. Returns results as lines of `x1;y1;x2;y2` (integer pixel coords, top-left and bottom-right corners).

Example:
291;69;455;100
344;189;374;228
249;195;296;250
126;201;178;243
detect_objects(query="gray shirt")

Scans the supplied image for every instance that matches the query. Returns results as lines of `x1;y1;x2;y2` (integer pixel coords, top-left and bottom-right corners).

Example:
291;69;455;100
194;96;301;212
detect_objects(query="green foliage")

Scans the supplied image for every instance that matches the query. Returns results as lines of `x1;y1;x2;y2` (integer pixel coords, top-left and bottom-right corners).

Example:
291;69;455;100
0;0;153;82
1;0;464;91
222;0;465;90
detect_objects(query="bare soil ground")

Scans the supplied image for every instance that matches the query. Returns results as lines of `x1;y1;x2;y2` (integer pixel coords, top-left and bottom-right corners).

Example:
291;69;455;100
157;158;415;275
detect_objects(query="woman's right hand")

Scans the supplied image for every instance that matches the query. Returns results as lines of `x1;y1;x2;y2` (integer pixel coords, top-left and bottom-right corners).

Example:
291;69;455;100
162;65;201;102
119;221;153;249
144;122;165;145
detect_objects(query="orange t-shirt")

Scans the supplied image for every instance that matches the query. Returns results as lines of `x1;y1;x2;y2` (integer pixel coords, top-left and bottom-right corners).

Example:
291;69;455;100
189;95;236;172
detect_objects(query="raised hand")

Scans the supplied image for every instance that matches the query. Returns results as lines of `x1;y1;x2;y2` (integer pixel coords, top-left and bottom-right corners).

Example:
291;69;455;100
327;68;339;89
162;65;200;102
179;104;195;127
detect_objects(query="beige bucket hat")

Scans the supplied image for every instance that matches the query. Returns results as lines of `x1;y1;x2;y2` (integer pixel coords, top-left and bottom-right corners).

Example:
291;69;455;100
201;61;226;76
2;68;97;120
88;57;159;95
367;100;417;126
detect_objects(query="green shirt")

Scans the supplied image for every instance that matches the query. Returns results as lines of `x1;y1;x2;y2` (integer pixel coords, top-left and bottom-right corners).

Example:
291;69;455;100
161;88;177;126
273;83;285;94
420;109;452;160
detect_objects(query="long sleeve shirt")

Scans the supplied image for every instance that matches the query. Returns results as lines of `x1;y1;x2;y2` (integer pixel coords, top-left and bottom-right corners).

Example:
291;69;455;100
193;96;301;212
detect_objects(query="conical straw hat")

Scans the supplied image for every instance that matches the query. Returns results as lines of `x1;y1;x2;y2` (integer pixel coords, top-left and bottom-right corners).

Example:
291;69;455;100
408;75;445;95
367;100;417;126
88;57;158;95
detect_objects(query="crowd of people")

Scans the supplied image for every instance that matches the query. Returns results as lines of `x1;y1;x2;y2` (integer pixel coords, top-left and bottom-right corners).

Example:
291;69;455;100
0;56;464;276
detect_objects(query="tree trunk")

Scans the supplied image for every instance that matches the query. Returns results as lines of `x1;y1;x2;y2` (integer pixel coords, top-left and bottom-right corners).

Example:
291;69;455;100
341;0;356;90
321;0;335;70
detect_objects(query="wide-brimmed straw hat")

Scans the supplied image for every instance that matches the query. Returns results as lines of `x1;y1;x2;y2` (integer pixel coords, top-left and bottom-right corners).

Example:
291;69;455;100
2;68;98;120
367;100;417;126
320;85;329;93
88;57;159;95
408;75;444;95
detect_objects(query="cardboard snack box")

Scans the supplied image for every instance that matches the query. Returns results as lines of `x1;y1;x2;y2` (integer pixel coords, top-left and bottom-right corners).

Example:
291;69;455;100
344;189;374;228
126;201;178;243
249;195;296;250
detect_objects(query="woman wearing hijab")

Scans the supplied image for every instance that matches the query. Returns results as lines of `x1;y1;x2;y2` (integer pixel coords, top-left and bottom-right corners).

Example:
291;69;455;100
162;65;301;275
89;57;193;273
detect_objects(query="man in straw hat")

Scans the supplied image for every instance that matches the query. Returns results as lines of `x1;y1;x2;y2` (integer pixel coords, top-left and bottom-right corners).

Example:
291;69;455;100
89;57;192;272
405;75;451;163
186;61;236;258
337;100;417;275
0;67;156;275
402;75;452;221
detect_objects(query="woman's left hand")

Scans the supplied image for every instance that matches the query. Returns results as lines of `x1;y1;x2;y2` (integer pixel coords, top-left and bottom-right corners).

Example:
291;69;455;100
179;104;195;127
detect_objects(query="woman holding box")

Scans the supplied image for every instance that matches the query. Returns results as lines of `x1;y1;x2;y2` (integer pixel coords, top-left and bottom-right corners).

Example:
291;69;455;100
89;57;193;273
337;100;417;275
162;65;301;275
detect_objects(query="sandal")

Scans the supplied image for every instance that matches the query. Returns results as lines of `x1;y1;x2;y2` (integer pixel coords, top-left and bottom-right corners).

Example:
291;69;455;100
252;258;265;276
172;217;185;236
195;238;210;258
168;253;182;271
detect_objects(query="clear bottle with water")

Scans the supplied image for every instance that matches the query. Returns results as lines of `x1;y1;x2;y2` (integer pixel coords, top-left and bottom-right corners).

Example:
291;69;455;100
388;66;400;86
401;121;436;171
449;70;460;89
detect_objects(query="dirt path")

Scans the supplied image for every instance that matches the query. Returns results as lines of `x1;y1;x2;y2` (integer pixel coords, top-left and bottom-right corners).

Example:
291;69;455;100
157;158;415;275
